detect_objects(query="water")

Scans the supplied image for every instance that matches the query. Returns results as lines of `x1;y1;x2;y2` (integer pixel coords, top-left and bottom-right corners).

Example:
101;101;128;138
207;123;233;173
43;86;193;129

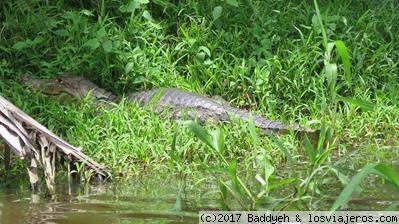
0;179;206;224
0;195;198;224
1;176;398;223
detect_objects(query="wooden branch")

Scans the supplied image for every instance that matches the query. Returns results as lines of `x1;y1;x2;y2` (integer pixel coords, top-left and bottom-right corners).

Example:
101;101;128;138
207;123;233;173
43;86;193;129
0;94;109;188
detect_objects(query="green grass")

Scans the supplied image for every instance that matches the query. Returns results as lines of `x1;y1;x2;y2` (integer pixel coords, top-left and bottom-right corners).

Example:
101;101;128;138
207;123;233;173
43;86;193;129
1;0;399;210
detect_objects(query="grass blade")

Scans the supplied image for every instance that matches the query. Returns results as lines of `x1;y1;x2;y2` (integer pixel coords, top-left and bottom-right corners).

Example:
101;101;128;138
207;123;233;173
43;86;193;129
185;121;215;150
385;202;399;211
330;164;375;211
338;97;375;112
211;128;225;154
335;40;352;86
373;164;399;188
269;134;293;165
331;163;399;211
313;0;328;48
304;135;316;164
247;114;259;149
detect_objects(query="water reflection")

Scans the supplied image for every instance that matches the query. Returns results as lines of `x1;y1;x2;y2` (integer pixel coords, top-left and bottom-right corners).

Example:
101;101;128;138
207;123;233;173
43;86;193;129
0;180;201;224
1;176;398;223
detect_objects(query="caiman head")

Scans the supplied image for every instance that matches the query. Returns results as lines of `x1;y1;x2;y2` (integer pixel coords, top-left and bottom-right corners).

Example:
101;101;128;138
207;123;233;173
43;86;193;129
20;73;116;101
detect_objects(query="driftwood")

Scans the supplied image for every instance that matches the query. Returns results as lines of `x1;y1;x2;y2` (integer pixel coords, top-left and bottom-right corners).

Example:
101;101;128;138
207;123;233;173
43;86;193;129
0;94;108;193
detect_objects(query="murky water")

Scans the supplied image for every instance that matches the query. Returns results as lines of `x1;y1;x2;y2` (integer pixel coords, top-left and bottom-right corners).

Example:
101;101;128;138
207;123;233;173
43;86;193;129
1;176;398;224
0;178;208;224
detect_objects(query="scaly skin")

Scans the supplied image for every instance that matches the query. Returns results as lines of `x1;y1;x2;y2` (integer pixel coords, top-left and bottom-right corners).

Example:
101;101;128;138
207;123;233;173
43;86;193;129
128;88;304;133
21;74;316;134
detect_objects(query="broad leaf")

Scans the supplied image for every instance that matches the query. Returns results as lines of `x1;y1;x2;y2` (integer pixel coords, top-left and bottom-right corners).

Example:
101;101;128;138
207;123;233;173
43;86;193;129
212;6;223;20
338;97;375;112
125;62;134;74
102;40;113;53
84;38;100;50
226;0;239;7
335;40;352;86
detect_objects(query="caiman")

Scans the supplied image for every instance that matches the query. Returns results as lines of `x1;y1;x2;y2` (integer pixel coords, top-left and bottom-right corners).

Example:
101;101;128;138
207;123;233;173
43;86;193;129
21;74;317;135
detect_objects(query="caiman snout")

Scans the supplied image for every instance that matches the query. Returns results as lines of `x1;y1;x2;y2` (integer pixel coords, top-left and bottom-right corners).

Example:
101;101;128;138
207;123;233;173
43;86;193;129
20;75;42;89
20;74;65;95
20;74;119;102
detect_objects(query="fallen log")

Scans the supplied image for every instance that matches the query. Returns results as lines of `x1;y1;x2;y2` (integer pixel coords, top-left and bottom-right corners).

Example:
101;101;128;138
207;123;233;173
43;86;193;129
0;94;109;193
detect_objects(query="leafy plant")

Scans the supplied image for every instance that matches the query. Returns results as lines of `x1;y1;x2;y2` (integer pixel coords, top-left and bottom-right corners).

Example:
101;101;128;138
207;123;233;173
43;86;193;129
331;164;399;211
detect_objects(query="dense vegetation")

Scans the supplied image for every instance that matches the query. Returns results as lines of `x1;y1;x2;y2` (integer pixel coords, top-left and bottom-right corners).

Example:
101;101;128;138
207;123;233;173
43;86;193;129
1;0;398;210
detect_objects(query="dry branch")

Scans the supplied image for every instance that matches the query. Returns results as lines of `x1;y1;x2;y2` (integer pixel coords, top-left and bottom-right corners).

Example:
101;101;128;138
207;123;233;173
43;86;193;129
0;94;109;192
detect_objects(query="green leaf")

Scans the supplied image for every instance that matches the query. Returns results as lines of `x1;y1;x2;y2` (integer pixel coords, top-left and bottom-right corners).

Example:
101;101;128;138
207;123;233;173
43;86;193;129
125;0;149;13
218;181;229;210
311;15;321;34
12;41;31;50
210;128;225;154
313;0;328;48
96;28;106;38
198;46;211;57
325;42;335;61
113;40;120;49
173;190;182;212
32;36;44;45
373;164;399;188
125;62;134;74
212;6;223;20
186;121;215;151
227;160;243;197
261;157;275;182
220;180;246;209
84;38;100;50
335;40;352;86
80;9;94;16
102;40;113;53
170;131;179;162
325;62;337;87
269;134;294;169
171;131;178;152
316;125;326;153
304;136;316;164
54;29;69;37
314;147;333;165
269;178;296;191
331;164;375;211
338;97;375;112
331;164;399;212
247;114;258;149
12;37;44;51
226;0;239;7
196;52;206;62
133;76;146;84
329;166;351;186
385;202;399;211
142;10;154;21
152;0;177;9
